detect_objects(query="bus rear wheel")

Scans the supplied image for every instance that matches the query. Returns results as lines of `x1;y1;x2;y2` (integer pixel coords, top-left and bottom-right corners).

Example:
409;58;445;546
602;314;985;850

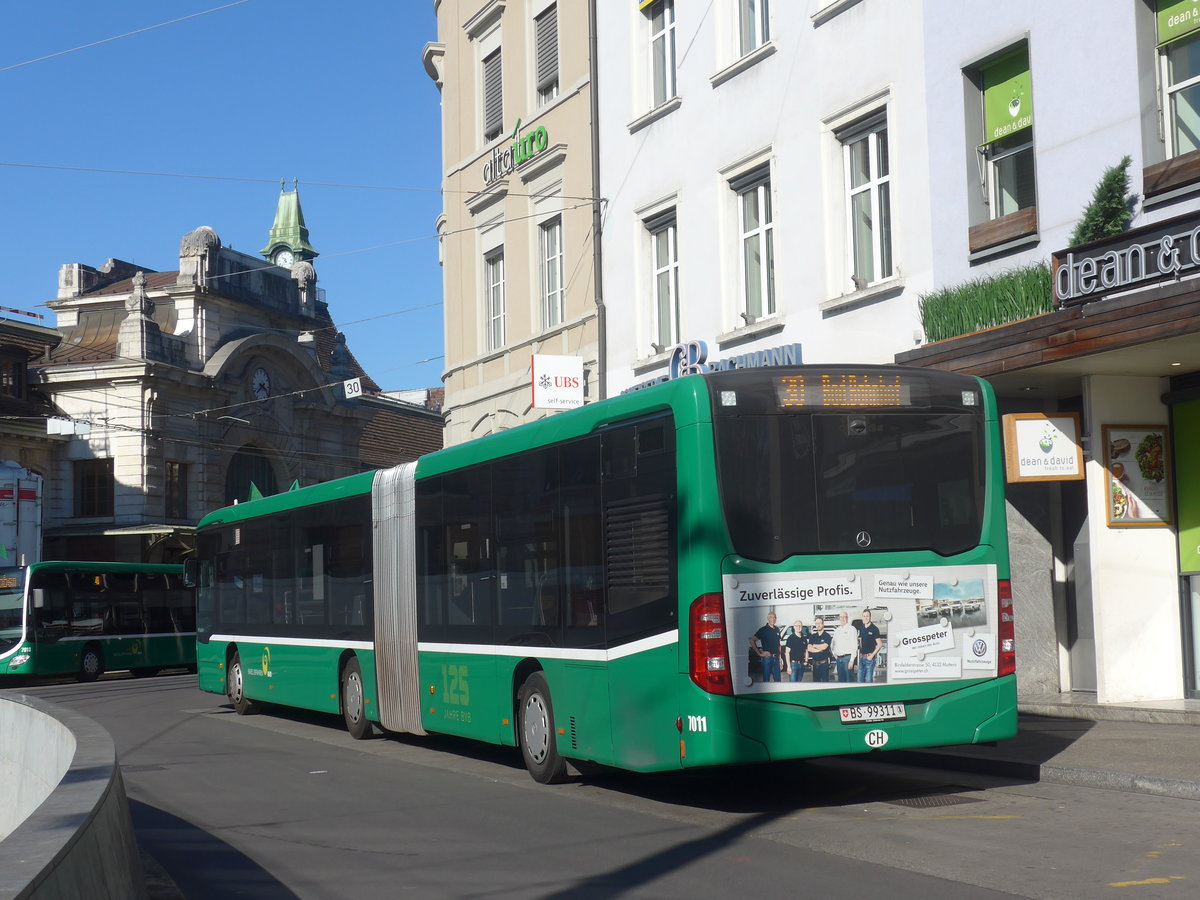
77;645;103;683
518;672;568;784
341;657;372;740
227;651;258;715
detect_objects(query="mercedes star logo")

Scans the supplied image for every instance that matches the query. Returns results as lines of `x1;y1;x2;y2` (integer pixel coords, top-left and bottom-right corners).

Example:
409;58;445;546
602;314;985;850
855;531;872;548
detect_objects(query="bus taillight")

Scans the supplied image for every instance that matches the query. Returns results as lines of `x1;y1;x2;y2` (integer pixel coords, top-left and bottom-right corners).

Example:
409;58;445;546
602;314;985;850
689;594;732;696
998;579;1015;677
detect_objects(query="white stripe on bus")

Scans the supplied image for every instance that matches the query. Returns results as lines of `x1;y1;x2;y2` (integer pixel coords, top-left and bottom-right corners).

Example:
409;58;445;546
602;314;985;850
58;632;197;642
211;634;373;650
206;630;678;661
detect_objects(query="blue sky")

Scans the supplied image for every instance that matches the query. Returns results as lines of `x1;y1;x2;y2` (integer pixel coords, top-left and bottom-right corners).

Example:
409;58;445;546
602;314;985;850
0;0;444;392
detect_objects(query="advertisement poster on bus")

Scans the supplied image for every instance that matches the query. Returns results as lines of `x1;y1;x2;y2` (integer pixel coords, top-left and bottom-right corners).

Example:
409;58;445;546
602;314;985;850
724;565;998;692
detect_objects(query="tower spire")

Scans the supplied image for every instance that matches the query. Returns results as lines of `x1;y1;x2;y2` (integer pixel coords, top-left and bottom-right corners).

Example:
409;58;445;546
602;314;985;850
261;180;319;265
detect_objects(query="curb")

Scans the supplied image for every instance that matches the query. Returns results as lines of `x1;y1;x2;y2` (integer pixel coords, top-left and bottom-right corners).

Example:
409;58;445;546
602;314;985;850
888;749;1200;803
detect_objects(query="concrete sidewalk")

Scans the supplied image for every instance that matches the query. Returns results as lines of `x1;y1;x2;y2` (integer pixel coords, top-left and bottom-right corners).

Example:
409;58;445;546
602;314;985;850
892;693;1200;802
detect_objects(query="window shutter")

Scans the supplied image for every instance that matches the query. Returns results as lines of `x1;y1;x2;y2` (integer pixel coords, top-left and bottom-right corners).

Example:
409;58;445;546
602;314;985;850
535;6;559;93
981;47;1033;145
483;49;503;139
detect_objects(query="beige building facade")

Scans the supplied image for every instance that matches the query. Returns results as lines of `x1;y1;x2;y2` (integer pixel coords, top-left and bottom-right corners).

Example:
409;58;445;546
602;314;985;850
426;0;599;445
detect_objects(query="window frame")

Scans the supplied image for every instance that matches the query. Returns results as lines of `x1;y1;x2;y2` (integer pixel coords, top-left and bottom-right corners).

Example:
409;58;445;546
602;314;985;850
646;209;680;352
73;458;114;518
839;113;893;289
539;216;565;331
732;166;775;323
165;460;188;521
1161;31;1200;158
534;3;560;107
738;0;770;57
646;0;678;109
484;246;506;352
482;47;504;143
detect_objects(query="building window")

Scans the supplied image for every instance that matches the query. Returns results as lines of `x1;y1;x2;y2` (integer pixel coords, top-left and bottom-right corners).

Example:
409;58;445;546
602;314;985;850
482;48;504;142
1162;30;1200;157
165;461;188;520
0;356;26;399
646;0;677;108
738;0;770;56
485;248;506;351
731;167;774;322
841;114;892;289
534;4;559;106
74;459;114;518
646;210;680;352
539;218;564;330
979;47;1035;219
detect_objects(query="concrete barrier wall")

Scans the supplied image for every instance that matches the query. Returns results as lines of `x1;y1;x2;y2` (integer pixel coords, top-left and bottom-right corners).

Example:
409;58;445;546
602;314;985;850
0;693;147;900
0;694;76;841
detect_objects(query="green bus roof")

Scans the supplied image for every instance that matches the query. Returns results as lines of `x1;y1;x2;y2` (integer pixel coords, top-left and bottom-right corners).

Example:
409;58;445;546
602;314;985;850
195;374;716;530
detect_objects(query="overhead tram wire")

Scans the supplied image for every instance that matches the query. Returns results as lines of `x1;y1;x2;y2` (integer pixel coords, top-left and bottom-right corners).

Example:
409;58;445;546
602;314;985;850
0;2;255;74
0;162;601;203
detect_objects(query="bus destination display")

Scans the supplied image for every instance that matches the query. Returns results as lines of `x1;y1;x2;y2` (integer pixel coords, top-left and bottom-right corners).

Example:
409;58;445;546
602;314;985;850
775;373;912;408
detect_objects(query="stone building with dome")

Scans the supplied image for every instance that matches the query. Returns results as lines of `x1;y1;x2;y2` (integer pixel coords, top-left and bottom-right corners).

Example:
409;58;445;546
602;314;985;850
33;186;442;562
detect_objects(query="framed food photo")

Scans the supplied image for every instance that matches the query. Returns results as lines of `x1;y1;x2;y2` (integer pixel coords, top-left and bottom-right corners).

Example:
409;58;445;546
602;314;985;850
1103;425;1171;527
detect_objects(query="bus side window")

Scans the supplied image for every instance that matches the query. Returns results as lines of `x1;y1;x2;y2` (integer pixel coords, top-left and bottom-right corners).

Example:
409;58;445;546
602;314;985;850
603;418;677;646
29;572;69;638
140;574;172;633
560;435;605;649
68;573;109;636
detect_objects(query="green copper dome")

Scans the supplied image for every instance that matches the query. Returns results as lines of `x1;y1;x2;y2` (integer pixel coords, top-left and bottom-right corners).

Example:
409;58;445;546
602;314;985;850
261;180;319;261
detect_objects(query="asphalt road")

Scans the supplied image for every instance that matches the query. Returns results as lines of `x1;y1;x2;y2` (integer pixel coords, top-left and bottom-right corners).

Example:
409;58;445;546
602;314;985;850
13;673;1200;899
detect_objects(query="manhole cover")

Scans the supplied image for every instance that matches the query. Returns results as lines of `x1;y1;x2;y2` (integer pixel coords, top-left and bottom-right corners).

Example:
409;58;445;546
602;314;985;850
886;793;983;809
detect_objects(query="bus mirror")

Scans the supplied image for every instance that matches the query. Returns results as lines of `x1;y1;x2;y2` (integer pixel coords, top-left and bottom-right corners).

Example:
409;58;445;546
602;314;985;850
32;588;45;609
183;559;198;588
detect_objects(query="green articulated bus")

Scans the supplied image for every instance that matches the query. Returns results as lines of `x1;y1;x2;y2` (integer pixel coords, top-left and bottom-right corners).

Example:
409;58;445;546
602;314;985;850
194;365;1016;783
0;561;196;682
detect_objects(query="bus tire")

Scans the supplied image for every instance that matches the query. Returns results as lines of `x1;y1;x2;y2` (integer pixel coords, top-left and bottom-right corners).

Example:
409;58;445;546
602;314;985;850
78;644;104;683
518;672;568;784
227;651;258;715
341;657;372;740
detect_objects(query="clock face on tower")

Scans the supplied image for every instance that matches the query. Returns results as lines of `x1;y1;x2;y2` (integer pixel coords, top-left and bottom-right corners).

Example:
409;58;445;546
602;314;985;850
251;367;271;400
273;248;295;268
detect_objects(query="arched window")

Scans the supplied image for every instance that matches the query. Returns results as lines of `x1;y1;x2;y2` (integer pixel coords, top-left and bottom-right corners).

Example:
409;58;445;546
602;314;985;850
225;445;279;505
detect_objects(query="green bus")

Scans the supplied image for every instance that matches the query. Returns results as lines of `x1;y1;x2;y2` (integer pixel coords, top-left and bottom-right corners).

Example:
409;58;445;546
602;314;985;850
0;561;196;682
194;365;1016;782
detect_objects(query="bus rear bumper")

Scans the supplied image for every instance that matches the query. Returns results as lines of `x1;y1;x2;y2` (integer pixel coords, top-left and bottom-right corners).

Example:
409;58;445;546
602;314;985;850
732;676;1018;761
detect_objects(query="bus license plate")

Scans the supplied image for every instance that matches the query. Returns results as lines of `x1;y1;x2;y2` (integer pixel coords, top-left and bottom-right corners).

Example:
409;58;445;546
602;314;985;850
839;702;906;724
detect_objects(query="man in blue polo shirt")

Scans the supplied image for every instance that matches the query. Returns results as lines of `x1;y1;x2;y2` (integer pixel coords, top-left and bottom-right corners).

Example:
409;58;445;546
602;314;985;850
806;616;832;682
857;607;882;683
750;611;782;682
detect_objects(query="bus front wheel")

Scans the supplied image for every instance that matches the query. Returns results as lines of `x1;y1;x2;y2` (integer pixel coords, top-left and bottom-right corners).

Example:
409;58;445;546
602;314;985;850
341;657;372;740
77;645;103;683
518;672;568;784
227;652;258;715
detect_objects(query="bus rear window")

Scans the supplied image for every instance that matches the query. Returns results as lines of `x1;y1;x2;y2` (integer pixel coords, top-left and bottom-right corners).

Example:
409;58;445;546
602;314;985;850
714;411;985;562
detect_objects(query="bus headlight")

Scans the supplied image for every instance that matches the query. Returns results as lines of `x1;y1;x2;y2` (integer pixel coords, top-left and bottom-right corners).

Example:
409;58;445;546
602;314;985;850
10;654;30;667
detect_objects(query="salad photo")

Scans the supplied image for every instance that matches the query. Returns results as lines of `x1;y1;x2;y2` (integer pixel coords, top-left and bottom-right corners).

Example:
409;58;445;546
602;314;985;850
1104;425;1171;527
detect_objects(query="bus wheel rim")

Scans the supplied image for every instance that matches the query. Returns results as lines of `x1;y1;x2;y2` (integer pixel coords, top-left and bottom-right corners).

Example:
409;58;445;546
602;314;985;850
230;663;242;702
345;673;363;722
524;693;549;763
83;652;98;674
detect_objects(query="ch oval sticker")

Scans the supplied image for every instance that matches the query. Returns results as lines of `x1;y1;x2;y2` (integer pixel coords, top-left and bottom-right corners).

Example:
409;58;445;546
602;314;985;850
865;729;889;749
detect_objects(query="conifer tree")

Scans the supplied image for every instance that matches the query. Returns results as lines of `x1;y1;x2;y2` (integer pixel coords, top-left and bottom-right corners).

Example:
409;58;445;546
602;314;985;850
1069;155;1134;247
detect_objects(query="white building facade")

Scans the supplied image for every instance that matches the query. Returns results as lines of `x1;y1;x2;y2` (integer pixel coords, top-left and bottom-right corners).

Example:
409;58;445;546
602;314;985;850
594;0;1200;707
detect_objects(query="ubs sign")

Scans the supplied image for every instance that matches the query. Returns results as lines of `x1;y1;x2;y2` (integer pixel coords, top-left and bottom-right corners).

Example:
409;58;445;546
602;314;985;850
1053;211;1200;305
